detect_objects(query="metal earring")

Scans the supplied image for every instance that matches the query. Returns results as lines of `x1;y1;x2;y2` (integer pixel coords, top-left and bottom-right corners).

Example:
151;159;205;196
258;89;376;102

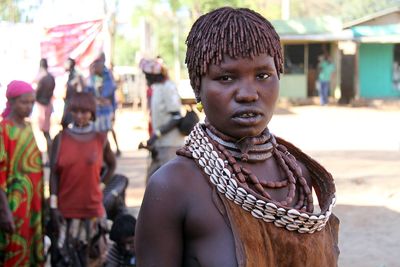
196;102;203;112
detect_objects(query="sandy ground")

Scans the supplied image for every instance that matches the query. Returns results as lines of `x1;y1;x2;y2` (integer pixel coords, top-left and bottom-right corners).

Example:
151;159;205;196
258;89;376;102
37;103;400;267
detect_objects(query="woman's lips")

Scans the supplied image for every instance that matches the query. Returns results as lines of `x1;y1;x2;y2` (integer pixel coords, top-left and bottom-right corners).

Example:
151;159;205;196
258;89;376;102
232;112;263;125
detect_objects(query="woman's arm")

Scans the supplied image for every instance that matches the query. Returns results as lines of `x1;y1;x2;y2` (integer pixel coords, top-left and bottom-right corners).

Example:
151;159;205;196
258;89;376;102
145;111;182;147
48;134;64;229
136;162;187;267
49;134;61;196
0;189;15;233
102;140;116;185
0;125;15;233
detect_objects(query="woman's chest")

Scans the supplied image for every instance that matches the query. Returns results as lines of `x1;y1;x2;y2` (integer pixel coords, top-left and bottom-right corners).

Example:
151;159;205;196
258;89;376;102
183;181;237;267
57;136;102;167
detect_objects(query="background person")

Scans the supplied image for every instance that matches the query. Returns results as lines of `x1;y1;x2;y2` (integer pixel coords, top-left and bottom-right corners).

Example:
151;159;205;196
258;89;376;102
49;92;116;266
104;213;137;267
138;58;185;184
317;54;335;105
86;53;121;156
136;7;339;267
61;57;85;129
0;80;45;266
86;53;116;132
34;58;56;162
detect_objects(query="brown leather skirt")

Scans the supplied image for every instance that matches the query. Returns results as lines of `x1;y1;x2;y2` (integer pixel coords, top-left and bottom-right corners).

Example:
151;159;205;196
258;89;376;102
212;137;340;267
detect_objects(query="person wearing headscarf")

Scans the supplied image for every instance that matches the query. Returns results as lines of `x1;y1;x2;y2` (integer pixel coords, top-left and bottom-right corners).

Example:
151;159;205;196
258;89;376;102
138;57;185;184
0;80;45;266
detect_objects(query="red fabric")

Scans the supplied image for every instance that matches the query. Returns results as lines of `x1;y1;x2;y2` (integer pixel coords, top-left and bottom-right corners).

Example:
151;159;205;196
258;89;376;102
0;119;44;266
56;131;106;218
40;20;104;77
147;86;153;136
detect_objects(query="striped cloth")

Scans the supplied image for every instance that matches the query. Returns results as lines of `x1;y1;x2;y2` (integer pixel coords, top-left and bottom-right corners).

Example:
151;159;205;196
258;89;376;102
105;243;136;267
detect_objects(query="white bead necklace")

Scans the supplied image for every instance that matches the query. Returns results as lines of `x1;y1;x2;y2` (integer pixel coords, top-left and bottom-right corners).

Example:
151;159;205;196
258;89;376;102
185;123;336;234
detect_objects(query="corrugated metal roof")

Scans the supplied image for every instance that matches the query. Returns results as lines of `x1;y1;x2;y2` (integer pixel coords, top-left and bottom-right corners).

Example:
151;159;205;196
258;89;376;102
280;29;354;42
272;16;343;35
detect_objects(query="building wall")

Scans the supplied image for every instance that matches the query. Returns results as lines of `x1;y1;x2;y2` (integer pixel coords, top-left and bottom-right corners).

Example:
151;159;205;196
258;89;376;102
280;42;335;99
280;74;307;98
359;43;400;98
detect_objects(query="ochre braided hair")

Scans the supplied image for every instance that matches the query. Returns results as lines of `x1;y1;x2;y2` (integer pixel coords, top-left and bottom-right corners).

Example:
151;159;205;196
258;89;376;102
185;7;284;100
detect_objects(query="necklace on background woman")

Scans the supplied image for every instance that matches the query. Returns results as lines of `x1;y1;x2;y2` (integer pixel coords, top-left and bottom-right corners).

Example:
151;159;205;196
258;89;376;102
68;122;94;134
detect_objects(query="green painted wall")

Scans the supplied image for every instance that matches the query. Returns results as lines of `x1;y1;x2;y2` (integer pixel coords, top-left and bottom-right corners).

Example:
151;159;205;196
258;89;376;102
280;74;307;98
359;43;400;98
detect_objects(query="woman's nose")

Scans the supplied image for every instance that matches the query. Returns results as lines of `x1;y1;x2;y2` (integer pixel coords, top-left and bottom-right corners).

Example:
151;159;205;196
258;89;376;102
235;79;259;102
75;111;84;119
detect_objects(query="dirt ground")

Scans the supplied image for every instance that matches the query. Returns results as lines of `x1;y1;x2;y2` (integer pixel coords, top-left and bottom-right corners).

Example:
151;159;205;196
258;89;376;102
39;103;400;267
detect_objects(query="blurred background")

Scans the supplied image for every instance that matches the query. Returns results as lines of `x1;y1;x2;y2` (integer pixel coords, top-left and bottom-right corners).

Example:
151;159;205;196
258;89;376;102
1;0;400;110
1;1;400;266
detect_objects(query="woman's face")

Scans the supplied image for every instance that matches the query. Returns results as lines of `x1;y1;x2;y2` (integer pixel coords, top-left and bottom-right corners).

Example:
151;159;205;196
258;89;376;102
71;109;92;127
200;53;279;139
11;92;35;118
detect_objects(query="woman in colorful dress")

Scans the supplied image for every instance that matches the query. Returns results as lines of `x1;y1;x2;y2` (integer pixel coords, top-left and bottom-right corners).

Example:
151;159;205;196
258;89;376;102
0;80;44;266
49;92;116;266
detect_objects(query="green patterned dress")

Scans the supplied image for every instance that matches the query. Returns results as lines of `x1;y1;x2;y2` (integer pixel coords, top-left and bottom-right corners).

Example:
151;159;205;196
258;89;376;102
0;119;44;267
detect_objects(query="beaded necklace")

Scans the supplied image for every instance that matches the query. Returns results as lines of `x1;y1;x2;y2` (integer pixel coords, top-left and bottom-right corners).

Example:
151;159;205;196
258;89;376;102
177;123;336;234
68;122;94;134
205;127;274;162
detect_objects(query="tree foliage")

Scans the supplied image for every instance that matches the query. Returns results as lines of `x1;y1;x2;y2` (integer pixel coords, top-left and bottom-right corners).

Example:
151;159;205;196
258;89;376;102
339;0;400;22
124;0;400;77
3;0;400;72
0;0;22;22
114;33;139;66
0;0;41;22
288;0;400;22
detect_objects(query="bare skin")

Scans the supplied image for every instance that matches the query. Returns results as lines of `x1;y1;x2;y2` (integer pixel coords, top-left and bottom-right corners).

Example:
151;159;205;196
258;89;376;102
135;54;312;267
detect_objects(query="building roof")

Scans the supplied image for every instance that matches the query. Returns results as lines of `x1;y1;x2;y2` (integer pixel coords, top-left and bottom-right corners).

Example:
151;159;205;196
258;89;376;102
279;30;353;42
272;16;343;35
343;6;400;29
270;16;352;42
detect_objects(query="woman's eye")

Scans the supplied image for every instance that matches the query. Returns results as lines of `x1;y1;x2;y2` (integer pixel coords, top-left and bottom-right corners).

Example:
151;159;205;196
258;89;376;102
257;73;270;80
218;75;233;82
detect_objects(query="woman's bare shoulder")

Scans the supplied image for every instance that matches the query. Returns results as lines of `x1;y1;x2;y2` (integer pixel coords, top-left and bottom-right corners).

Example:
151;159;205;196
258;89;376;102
146;156;203;196
140;156;204;220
